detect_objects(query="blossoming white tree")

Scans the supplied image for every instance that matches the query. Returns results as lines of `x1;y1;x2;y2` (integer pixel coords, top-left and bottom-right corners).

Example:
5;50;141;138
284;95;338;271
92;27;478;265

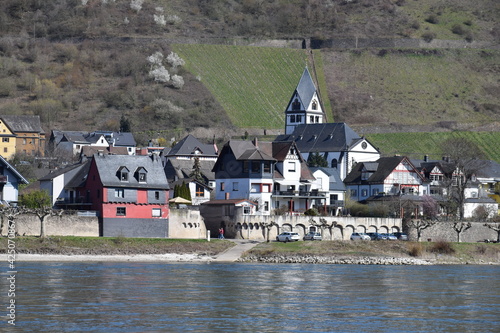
130;0;144;12
171;74;184;89
166;52;185;69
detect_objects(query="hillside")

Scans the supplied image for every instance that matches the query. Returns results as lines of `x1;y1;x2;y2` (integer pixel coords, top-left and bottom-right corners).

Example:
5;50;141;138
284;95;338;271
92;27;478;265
0;0;498;153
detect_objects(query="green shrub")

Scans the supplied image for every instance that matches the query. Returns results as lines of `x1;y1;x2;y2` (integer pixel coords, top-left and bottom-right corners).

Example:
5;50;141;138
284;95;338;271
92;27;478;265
422;32;436;42
425;15;439;24
304;208;319;216
451;24;466;35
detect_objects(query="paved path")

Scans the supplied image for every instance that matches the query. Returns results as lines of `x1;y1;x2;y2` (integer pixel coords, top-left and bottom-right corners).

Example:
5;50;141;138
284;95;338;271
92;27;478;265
212;239;262;262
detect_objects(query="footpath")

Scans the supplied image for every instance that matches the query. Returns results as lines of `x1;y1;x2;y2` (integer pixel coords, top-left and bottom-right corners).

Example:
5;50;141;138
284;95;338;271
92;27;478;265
212;239;262;262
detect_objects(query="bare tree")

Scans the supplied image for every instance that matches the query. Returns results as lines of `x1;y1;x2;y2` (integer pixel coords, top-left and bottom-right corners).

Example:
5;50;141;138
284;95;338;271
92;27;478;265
483;222;500;242
406;219;437;242
260;220;278;242
19;190;63;238
452;221;472;243
440;138;486;220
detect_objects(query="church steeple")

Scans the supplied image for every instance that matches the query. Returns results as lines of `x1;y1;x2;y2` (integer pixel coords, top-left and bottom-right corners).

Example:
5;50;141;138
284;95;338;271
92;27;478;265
284;67;325;135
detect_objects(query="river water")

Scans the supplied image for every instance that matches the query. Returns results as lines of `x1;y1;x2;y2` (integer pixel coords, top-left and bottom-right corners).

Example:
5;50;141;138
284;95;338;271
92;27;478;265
2;262;499;332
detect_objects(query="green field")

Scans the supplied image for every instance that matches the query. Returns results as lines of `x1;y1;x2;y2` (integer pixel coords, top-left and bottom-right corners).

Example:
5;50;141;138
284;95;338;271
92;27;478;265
366;131;500;163
173;44;317;129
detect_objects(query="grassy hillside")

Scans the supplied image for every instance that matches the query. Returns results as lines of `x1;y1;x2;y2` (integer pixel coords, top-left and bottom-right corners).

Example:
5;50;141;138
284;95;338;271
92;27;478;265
173;44;311;129
366;131;500;163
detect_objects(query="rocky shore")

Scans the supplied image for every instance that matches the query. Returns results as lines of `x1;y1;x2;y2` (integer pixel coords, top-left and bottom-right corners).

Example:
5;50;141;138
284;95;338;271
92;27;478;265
239;255;433;265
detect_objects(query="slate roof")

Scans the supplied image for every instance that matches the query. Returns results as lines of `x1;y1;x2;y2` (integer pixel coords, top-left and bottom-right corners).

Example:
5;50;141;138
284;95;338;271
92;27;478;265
93;154;169;190
81;145;129;157
275;122;370;154
167;134;218;157
0;115;45;134
344;156;425;184
0;155;29;184
38;163;85;181
164;159;215;183
286;67;320;113
227;140;275;161
110;132;136;147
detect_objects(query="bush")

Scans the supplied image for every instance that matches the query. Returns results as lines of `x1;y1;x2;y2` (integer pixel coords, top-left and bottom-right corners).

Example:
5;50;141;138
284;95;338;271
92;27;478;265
429;240;455;254
304;208;319;216
408;243;423;257
451;24;466;35
422;32;436;42
425;15;439;24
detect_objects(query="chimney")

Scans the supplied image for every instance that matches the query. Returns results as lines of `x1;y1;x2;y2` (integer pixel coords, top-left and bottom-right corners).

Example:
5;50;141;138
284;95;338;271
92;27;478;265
252;137;258;148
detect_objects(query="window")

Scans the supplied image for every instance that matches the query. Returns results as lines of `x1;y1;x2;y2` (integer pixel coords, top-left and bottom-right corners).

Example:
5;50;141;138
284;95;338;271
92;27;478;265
292;98;300;110
116;207;126;216
263;184;271;193
361;189;368;197
243;206;251;215
310;116;314;123
312;100;317;110
330;194;338;202
233;182;239;191
264;201;269;212
138;172;146;182
152;208;161;217
23;138;26;144
331;159;338;169
251;161;260;173
115;188;124;198
121;172;128;181
195;184;204;197
155;191;160;200
288;162;296;172
350;189;358;197
3;148;7;153
243;161;249;173
263;161;271;173
290;115;296;123
296;115;302;122
117;167;129;182
220;182;225;191
315;116;319;123
372;188;379;196
2;138;9;142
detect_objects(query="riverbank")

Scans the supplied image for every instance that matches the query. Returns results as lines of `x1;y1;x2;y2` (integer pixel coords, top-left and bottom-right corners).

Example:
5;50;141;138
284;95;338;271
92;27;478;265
1;237;498;264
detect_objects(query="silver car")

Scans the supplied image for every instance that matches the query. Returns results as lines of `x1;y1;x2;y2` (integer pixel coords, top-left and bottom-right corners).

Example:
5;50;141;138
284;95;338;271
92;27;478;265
303;232;322;241
350;232;371;241
276;232;300;242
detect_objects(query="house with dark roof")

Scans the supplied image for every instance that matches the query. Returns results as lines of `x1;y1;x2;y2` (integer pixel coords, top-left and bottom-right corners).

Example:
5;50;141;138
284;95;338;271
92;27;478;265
165;134;218;161
0;115;46;159
284;67;326;135
0;155;29;205
78;154;170;237
212;138;328;215
309;167;346;216
344;155;429;203
276;69;380;181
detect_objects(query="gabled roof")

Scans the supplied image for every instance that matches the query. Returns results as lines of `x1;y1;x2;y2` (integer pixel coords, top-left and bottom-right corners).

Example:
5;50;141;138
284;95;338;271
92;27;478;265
0;155;29;184
164;159;215;182
93;154;169;189
81;145;129;157
38;162;85;181
344;156;425;184
111;132;136;147
227;140;275;161
275;122;374;154
0;115;44;134
286;67;318;113
83;132;107;145
167;134;218;157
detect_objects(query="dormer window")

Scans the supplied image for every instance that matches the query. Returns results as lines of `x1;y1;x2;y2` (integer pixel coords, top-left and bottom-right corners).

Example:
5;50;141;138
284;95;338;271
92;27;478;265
135;167;147;183
117;166;129;182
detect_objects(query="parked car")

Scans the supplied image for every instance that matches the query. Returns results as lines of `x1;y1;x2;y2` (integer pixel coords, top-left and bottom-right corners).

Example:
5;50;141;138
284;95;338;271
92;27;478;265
303;232;322;241
350;232;371;241
276;232;300;242
392;232;408;241
366;232;386;241
383;233;398;241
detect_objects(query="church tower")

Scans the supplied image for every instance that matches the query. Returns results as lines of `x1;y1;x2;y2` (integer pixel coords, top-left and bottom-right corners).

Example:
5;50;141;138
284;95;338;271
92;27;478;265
284;67;325;135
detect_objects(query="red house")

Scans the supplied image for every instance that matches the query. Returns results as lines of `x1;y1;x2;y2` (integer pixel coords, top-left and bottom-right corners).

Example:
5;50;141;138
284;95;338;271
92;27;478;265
81;153;170;237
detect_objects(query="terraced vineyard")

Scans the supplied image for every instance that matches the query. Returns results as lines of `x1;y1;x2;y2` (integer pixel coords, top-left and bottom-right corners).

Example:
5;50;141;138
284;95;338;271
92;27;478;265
172;44;323;129
366;131;500;163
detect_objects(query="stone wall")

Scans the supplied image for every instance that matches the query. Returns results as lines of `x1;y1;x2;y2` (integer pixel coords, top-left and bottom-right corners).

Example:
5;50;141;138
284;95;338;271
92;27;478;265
1;214;100;237
408;221;499;243
168;208;207;239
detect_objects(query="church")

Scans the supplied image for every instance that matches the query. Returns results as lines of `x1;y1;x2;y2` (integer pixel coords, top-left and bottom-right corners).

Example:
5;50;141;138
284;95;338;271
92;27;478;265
275;67;380;180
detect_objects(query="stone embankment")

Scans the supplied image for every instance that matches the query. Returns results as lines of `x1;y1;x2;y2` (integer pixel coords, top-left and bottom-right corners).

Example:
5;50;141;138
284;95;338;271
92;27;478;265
239;255;432;265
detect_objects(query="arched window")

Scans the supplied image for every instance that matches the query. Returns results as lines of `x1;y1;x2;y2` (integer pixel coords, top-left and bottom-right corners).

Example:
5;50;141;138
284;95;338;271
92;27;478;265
292;98;300;111
331;159;338;168
312;100;317;110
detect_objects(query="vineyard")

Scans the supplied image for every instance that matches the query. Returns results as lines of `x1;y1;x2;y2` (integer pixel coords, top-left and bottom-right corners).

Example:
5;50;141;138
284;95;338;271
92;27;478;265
172;44;328;129
366;131;500;163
